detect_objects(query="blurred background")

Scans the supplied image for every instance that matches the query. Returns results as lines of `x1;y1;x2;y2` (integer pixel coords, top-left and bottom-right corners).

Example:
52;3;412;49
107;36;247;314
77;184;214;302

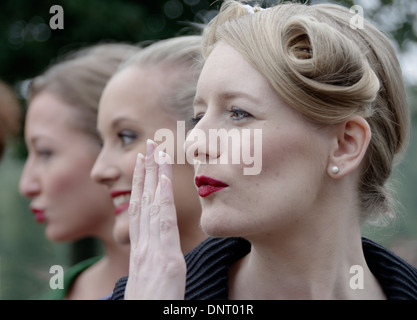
0;0;416;299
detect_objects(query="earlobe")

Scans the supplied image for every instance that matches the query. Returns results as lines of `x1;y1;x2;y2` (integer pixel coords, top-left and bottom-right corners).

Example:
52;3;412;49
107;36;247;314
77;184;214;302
328;115;371;178
330;166;339;174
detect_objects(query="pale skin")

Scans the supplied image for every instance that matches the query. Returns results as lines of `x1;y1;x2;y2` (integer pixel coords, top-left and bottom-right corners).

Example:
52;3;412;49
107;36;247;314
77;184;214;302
91;63;206;298
19;92;130;300
125;141;186;299
91;64;206;253
125;41;386;299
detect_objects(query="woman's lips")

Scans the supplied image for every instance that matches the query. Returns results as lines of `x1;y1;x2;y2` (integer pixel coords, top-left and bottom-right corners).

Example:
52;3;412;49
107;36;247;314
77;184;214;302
30;207;45;223
195;175;229;197
110;190;131;216
114;203;129;216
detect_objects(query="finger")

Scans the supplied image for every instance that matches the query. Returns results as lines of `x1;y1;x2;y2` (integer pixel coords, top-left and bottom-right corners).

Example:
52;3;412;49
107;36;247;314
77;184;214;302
143;139;159;204
158;151;173;185
159;173;181;252
128;152;145;248
139;139;159;242
147;151;167;247
157;152;178;250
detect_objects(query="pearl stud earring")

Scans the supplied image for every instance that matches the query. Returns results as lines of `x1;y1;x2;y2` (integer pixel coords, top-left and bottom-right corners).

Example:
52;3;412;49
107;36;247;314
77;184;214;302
331;166;339;174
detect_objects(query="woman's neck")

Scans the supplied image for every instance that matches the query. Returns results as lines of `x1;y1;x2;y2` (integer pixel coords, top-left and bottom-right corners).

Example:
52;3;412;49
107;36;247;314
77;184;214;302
178;216;207;254
65;236;130;300
228;205;386;300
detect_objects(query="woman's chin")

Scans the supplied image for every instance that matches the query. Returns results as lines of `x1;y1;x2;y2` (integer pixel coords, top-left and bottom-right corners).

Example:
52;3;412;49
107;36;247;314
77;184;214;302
113;215;130;244
200;217;237;238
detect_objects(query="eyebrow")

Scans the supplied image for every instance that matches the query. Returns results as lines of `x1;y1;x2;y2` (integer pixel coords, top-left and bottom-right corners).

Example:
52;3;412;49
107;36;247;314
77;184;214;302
111;116;145;129
29;135;53;145
28;133;64;150
193;90;259;107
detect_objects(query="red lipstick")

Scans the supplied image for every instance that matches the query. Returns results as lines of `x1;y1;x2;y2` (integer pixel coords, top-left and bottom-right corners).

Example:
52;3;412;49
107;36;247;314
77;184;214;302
195;175;229;197
114;203;129;216
30;207;45;223
110;190;131;216
110;190;130;198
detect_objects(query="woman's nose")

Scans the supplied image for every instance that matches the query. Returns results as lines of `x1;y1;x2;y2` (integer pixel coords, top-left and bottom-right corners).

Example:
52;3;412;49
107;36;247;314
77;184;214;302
184;116;221;165
90;151;120;187
19;162;40;198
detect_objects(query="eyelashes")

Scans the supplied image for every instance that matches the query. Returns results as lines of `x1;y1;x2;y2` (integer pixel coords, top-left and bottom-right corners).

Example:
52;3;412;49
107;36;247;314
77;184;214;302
191;107;253;126
36;149;53;159
117;130;138;146
190;114;203;126
229;107;252;121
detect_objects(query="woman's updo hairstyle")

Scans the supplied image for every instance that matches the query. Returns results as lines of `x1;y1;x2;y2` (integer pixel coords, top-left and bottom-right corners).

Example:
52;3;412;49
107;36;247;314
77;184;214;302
202;0;410;223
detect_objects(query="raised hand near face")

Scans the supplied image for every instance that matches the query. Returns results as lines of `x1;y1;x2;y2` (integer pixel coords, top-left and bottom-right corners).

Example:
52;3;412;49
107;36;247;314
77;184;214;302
125;139;186;300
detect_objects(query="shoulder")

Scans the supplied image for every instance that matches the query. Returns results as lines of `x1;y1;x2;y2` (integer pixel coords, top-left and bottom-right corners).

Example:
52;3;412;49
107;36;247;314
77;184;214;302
185;237;251;300
107;238;252;300
362;237;417;299
38;255;103;300
108;275;129;300
185;236;250;266
64;255;103;285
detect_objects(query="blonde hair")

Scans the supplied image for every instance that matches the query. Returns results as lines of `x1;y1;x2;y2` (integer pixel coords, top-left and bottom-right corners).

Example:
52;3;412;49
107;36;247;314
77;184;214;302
0;80;21;159
29;43;140;139
119;35;204;132
202;0;410;223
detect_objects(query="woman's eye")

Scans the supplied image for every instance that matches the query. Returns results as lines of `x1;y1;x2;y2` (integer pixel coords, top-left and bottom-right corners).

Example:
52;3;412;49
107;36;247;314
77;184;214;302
118;130;137;146
36;149;53;159
229;107;252;121
191;113;204;126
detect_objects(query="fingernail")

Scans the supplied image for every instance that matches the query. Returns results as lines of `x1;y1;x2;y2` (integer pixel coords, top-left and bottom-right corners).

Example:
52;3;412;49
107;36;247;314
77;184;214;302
158;150;166;165
146;139;154;157
136;153;144;167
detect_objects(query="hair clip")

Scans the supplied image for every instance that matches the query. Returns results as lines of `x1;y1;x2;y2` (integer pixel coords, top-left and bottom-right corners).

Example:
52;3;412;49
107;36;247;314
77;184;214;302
243;4;264;15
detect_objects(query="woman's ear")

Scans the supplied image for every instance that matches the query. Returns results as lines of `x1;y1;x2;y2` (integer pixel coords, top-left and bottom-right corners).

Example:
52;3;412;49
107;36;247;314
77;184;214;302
327;115;371;178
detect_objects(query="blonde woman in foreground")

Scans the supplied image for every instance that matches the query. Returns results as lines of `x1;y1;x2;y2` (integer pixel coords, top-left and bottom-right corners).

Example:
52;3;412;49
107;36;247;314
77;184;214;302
114;0;417;300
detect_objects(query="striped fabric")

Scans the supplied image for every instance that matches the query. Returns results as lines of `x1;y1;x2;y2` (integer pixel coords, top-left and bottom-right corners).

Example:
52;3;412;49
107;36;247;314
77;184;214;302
109;236;417;300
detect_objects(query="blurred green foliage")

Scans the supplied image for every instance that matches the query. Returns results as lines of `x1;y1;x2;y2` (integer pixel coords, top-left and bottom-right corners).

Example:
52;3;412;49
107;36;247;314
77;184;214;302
0;0;220;86
0;0;417;300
